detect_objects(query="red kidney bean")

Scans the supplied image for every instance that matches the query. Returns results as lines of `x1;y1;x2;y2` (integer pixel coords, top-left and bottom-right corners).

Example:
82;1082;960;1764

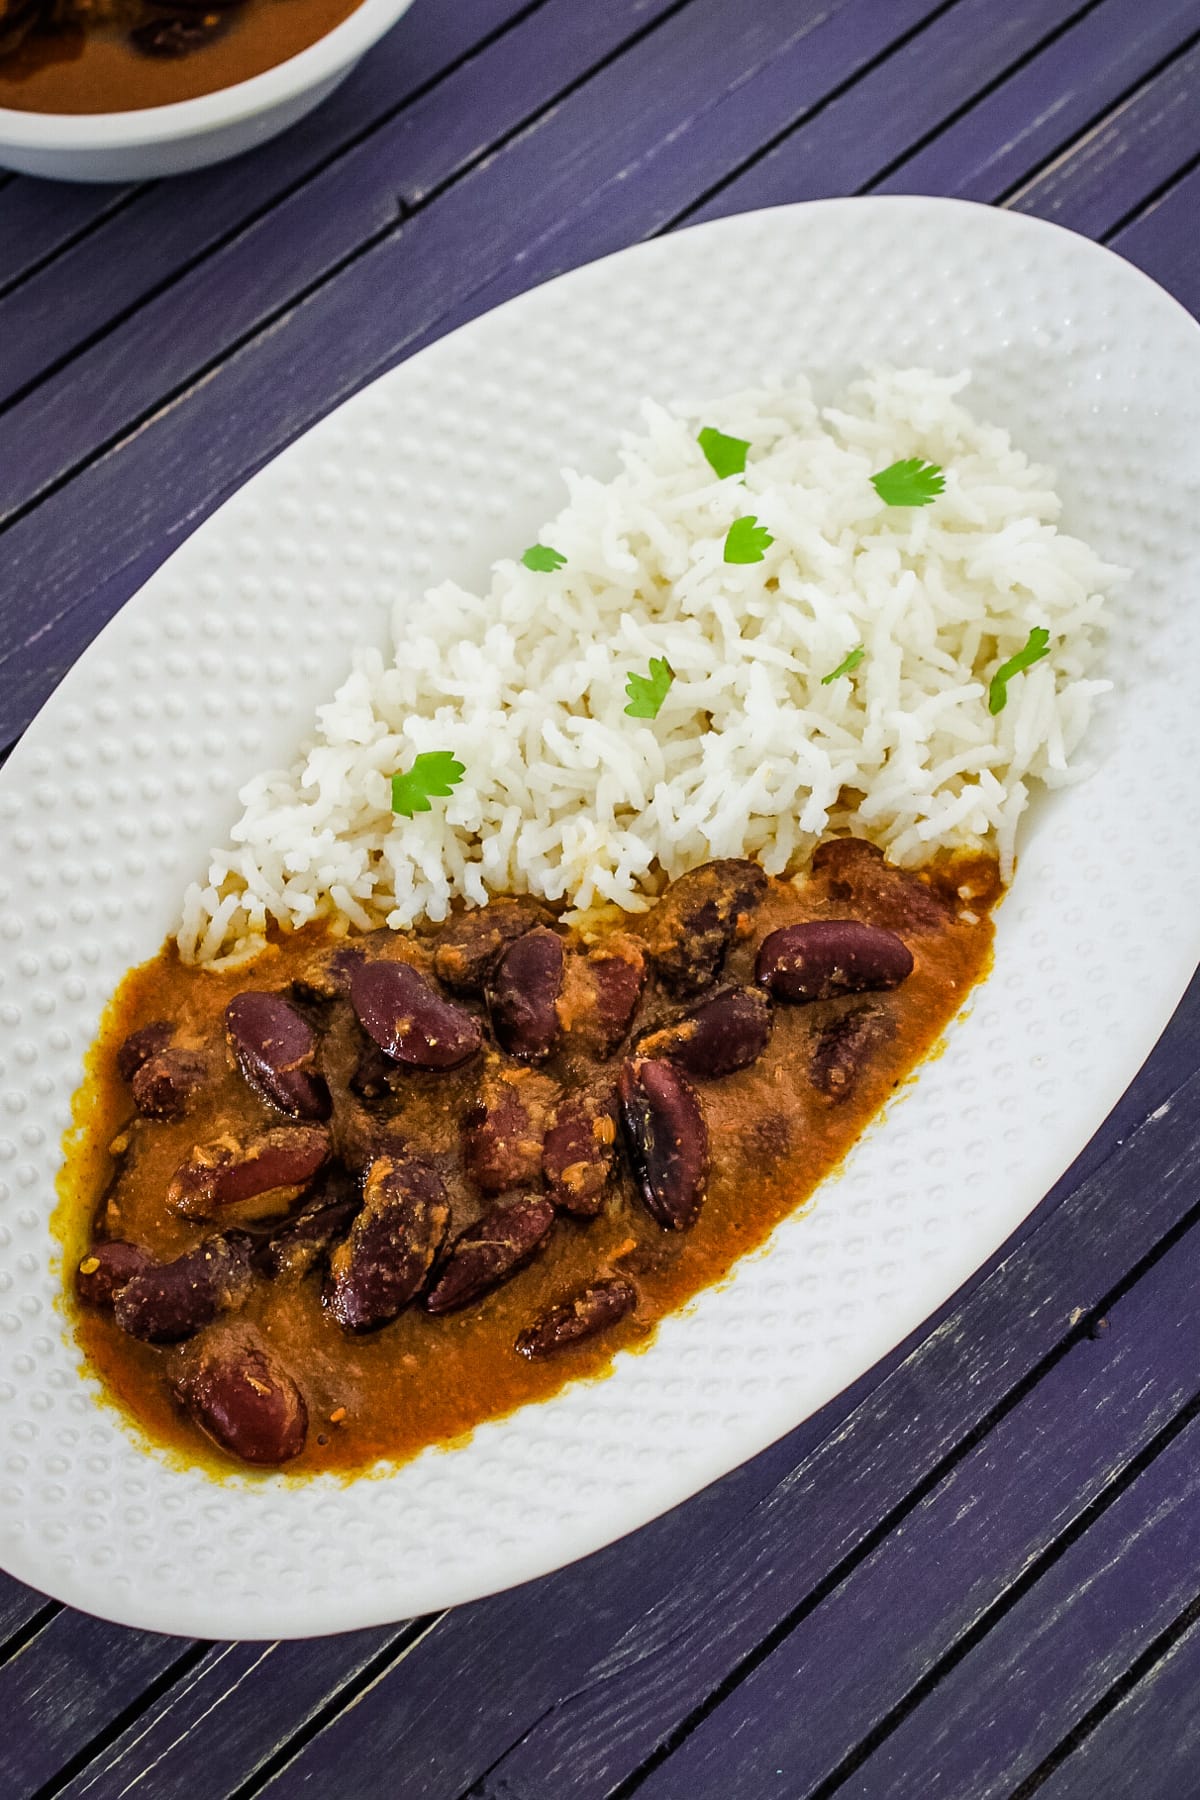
487;927;565;1062
424;1196;556;1315
350;960;481;1070
225;991;331;1121
755;919;913;1002
811;837;947;932
516;1278;638;1359
173;1326;307;1466
643;859;767;995
129;1048;207;1120
75;1240;154;1309
115;1021;173;1085
113;1234;254;1343
542;1085;618;1216
434;897;551;994
637;985;771;1079
255;1166;360;1281
618;1058;709;1230
168;1124;330;1221
558;935;647;1057
325;1153;450;1332
463;1064;559;1194
810;1007;895;1101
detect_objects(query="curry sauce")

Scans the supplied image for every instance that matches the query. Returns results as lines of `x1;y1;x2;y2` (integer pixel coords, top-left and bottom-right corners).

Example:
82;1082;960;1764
57;842;1000;1477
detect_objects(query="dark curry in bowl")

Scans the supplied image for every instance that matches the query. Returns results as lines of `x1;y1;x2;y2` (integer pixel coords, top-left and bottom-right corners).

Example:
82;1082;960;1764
60;838;1000;1475
0;0;362;114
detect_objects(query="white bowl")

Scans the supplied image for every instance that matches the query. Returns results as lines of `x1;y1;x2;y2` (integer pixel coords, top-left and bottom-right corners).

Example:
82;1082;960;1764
0;0;416;181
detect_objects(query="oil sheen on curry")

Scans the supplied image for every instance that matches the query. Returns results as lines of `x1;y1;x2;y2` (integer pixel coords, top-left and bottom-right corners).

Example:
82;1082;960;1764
59;840;1000;1475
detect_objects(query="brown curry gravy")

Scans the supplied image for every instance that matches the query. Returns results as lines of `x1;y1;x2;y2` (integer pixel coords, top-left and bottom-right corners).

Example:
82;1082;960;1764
0;0;362;115
57;852;1000;1478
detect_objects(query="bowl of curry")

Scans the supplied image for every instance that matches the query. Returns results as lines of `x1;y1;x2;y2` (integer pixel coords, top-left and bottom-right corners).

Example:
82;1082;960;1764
0;0;416;180
63;841;1001;1475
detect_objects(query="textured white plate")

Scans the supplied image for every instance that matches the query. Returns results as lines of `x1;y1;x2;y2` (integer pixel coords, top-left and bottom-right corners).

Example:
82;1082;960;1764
1;197;1199;1639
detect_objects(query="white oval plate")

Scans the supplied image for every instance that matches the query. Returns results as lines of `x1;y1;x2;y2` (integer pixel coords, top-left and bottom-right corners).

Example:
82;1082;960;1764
1;197;1198;1639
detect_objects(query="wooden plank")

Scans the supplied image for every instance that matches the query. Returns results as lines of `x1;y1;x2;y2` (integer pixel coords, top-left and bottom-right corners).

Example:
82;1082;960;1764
1009;43;1200;236
874;0;1200;202
0;1610;199;1795
1111;160;1200;319
255;1048;1200;1798
454;1192;1200;1800
824;1415;1200;1799
0;0;951;742
0;1576;52;1652
53;1626;416;1800
0;0;945;530
0;0;532;302
1034;1611;1200;1800
686;0;1099;224
0;0;669;417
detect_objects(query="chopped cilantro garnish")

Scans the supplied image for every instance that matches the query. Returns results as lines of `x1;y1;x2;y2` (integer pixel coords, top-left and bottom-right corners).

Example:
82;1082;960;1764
870;458;945;507
988;627;1051;715
624;656;674;720
522;543;567;572
391;751;466;817
698;426;750;480
723;515;774;564
821;646;865;685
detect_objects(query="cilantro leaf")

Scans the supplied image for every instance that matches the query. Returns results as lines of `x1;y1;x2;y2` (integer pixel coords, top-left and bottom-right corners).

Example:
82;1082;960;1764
624;656;674;720
988;627;1051;716
870;458;945;507
698;426;750;480
391;751;466;818
522;543;567;572
821;646;865;685
723;515;774;564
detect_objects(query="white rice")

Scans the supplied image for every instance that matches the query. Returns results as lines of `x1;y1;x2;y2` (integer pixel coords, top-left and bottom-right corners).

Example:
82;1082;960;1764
179;368;1120;965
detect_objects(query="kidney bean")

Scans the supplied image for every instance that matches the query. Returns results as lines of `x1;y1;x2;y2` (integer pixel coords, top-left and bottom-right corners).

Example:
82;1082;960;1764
434;897;551;994
812;837;947;932
464;1064;559;1194
115;1021;173;1085
131;15;226;56
542;1085;618;1216
75;1240;154;1309
558;935;647;1056
350;960;481;1070
424;1196;556;1315
637;985;771;1079
643;859;767;995
618;1058;708;1230
516;1278;638;1359
810;1007;895;1101
113;1234;254;1344
487;927;565;1062
225;991;331;1120
325;1153;450;1332
173;1326;307;1465
168;1124;330;1221
756;920;913;1003
255;1165;360;1281
129;1048;207;1120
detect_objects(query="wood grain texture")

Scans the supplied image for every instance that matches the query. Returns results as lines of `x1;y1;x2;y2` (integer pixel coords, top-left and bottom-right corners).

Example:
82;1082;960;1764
0;1609;196;1795
688;0;1101;223
1034;1608;1200;1800
875;0;1200;202
1113;159;1200;318
53;1626;418;1800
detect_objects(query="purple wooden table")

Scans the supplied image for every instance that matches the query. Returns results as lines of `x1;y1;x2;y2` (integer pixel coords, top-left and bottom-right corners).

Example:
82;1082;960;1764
3;4;1200;1795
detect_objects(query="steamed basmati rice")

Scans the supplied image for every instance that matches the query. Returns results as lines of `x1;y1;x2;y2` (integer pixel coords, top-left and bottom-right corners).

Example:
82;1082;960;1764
179;368;1120;965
